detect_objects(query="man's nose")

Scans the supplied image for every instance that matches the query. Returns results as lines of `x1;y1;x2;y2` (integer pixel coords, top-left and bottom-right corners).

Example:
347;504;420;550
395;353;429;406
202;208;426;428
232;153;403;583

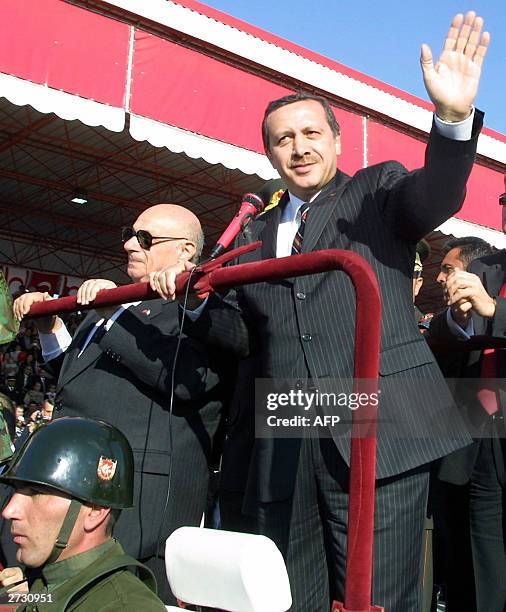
2;493;21;520
123;236;139;252
292;134;308;157
436;271;446;285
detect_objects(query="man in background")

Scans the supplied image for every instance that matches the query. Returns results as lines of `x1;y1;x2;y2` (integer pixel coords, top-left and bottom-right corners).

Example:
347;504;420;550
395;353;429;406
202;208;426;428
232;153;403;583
428;187;506;611
0;418;165;610
436;236;495;287
11;204;230;602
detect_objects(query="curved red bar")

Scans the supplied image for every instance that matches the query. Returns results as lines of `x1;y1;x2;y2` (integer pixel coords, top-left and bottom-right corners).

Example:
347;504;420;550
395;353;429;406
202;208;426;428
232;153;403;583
25;247;381;611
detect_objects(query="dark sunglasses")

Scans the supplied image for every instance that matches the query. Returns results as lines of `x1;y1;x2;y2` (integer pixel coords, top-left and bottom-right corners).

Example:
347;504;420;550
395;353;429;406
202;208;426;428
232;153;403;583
121;227;188;250
499;193;506;207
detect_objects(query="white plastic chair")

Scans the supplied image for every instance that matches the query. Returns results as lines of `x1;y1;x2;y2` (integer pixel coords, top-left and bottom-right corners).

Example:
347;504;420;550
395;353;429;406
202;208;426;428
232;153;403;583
165;526;292;612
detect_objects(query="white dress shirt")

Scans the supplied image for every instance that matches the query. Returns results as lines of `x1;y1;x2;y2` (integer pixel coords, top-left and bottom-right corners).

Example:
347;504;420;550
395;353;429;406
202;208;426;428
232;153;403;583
39;302;140;361
275;111;475;258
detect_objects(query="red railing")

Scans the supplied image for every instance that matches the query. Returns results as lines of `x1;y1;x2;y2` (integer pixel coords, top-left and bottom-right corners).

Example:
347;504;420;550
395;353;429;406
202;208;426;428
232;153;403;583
26;244;383;611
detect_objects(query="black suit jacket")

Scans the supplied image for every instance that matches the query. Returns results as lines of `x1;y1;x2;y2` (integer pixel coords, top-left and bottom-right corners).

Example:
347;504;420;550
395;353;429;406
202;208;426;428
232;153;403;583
190;114;482;503
51;299;228;557
431;251;506;485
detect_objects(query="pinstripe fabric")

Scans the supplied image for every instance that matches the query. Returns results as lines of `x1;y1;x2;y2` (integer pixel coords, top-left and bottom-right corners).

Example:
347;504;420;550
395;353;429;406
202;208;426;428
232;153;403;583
257;438;429;611
188;113;483;609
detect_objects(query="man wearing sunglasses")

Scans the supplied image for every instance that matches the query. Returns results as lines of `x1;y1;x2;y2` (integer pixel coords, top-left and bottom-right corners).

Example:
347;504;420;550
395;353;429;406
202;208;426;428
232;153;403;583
10;204;229;604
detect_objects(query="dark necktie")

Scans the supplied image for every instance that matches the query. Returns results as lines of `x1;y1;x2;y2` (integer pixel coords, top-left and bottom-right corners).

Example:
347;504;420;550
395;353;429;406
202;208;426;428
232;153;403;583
477;283;506;415
291;203;309;255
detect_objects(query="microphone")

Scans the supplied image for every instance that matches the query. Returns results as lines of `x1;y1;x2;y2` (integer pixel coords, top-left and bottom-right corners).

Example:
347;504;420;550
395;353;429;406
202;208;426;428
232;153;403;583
208;179;285;260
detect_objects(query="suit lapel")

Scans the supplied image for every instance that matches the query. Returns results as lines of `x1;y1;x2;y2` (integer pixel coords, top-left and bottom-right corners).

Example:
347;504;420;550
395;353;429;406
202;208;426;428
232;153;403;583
258;194;284;261
133;300;163;319
58;312;102;388
301;172;351;254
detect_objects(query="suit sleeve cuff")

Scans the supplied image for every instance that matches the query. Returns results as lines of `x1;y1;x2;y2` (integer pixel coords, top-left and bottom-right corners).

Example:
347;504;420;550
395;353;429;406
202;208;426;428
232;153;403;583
490;297;506;338
434;108;475;141
40;322;72;361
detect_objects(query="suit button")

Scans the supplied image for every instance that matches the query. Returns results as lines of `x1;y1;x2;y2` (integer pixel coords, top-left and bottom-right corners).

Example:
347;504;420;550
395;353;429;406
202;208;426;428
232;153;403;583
295;380;303;389
301;333;312;342
54;401;63;412
296;292;306;300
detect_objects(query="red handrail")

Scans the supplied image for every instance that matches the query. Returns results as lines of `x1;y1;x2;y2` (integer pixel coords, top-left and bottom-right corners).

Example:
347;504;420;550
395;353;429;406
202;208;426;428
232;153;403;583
25;246;382;611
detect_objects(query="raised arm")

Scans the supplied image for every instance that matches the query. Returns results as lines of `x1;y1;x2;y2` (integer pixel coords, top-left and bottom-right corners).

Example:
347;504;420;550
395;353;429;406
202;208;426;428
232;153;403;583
420;11;490;121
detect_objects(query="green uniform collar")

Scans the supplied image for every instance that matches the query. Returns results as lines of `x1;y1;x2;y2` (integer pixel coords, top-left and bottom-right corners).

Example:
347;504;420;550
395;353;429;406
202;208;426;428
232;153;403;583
24;539;158;610
38;540;116;592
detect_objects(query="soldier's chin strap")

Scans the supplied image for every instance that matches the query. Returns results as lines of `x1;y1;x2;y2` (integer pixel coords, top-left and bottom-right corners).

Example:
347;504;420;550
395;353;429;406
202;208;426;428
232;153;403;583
46;499;82;565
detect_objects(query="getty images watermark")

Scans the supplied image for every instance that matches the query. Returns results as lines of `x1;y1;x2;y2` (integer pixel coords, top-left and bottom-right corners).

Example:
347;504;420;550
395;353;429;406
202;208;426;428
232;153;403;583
254;378;491;439
255;379;381;439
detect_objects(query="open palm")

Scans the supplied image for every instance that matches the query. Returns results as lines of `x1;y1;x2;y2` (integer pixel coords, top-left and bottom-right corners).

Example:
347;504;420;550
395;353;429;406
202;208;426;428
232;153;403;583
421;12;490;122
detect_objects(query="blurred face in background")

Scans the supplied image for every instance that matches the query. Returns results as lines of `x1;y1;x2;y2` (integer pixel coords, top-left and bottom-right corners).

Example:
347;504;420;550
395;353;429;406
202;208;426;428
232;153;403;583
436;247;465;286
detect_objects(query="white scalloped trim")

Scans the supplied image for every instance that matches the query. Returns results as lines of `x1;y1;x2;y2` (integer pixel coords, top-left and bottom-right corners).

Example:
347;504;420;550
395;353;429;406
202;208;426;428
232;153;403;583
437;217;506;248
129;114;278;179
0;72;125;132
100;0;505;163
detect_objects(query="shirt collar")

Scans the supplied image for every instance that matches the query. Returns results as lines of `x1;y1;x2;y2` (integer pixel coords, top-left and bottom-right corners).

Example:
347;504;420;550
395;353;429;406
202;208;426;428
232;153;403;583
40;539;116;590
284;189;322;222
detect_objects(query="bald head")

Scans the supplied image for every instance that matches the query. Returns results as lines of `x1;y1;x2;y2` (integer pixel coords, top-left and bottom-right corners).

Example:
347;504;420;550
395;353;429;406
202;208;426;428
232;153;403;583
137;204;203;259
124;204;204;282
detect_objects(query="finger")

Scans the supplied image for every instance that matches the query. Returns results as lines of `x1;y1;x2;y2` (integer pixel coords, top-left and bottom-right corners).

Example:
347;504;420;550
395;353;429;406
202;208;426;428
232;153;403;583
86;284;100;303
454;11;476;53
157;274;170;300
13;300;21;321
473;31;490;68
148;272;157;292
419;43;433;71
167;273;177;301
464;15;483;58
151;273;167;300
443;13;464;52
0;567;18;578
17;298;31;319
450;301;472;317
76;283;88;305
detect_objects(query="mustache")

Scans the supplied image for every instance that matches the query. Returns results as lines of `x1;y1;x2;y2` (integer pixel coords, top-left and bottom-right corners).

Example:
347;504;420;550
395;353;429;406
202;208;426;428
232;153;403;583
289;157;317;168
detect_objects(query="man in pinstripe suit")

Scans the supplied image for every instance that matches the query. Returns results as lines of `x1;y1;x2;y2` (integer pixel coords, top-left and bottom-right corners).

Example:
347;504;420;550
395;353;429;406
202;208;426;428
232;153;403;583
152;12;489;611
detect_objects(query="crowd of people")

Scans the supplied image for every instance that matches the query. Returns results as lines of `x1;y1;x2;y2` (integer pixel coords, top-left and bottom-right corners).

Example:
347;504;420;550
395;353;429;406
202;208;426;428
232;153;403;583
0;9;500;612
0;313;84;441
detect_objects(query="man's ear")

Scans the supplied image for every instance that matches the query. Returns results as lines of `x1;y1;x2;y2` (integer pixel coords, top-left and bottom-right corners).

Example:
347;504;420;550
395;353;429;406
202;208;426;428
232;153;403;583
83;506;110;532
413;276;424;299
179;239;197;263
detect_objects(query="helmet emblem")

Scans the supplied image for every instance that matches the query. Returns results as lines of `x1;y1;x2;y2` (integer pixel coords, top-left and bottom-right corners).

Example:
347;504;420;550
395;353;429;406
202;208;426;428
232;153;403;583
97;456;117;481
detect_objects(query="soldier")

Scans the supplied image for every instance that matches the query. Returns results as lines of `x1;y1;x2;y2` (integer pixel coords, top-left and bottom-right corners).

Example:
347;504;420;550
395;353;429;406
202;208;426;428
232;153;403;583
413;239;434;334
0;418;165;610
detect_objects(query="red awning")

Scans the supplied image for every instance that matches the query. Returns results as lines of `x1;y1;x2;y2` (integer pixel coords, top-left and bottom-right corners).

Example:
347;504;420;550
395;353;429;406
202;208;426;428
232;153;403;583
0;0;129;131
0;0;503;238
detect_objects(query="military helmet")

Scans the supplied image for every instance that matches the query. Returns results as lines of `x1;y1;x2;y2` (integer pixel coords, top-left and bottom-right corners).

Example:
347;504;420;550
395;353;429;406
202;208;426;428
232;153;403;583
0;417;133;509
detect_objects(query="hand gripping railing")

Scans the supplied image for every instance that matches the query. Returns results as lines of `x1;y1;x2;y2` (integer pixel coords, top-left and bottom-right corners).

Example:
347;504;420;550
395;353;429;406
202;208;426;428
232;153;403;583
25;242;383;612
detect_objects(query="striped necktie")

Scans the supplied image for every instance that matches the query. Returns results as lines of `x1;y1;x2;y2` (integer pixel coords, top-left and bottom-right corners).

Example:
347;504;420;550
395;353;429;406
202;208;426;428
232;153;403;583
291;203;309;255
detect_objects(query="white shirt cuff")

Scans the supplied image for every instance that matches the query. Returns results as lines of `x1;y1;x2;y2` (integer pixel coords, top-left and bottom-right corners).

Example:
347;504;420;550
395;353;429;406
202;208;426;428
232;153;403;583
40;321;72;361
446;307;475;339
434;108;474;141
